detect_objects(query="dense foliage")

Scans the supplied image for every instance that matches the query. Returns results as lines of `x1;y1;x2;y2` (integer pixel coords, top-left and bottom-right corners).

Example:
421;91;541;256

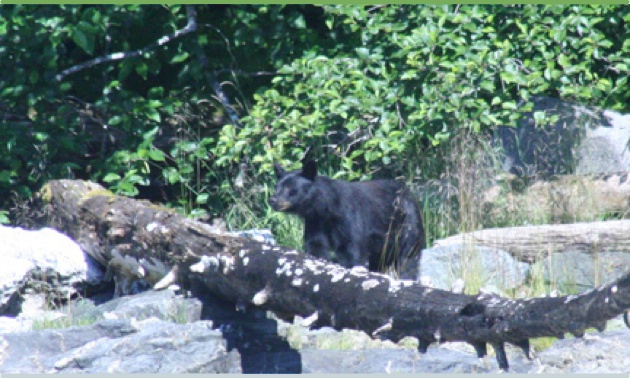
1;5;629;237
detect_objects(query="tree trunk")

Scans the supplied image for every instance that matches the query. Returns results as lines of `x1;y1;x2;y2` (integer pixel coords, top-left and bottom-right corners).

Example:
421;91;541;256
434;220;630;263
34;179;630;371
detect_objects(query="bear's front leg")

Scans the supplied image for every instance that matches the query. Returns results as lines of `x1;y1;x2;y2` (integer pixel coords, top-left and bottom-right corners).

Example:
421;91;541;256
304;234;330;261
335;243;367;269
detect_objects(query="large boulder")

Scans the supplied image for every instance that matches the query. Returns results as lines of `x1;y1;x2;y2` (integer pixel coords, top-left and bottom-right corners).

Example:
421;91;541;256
495;96;630;176
418;244;530;292
531;251;630;292
575;109;630;175
532;330;630;373
0;318;242;373
0;226;104;315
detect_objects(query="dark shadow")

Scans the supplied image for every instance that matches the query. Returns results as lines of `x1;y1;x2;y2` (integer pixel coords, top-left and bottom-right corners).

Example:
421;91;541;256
190;278;302;373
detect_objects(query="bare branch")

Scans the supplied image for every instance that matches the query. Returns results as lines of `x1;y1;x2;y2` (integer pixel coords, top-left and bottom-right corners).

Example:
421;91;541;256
193;32;242;126
56;5;198;82
367;5;388;13
213;68;278;78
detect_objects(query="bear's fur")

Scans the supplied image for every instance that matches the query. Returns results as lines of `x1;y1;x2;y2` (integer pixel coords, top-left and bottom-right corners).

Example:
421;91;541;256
269;160;425;279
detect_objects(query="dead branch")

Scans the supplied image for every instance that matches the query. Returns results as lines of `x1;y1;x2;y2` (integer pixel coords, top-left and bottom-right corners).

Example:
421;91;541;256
56;6;198;82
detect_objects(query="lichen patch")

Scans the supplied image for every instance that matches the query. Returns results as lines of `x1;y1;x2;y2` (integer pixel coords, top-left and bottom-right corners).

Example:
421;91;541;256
362;279;380;291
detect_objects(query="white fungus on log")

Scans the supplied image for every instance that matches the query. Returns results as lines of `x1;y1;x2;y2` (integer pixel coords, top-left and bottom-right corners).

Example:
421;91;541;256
252;286;271;306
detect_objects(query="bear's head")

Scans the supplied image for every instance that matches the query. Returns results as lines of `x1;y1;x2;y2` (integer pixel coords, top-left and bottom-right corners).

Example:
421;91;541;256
269;160;318;214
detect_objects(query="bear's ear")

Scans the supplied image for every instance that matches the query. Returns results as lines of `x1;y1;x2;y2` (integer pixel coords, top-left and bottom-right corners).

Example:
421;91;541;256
301;160;318;181
274;162;287;178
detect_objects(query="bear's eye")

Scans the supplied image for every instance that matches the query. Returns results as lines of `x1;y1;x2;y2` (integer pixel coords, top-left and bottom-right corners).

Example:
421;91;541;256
288;187;297;197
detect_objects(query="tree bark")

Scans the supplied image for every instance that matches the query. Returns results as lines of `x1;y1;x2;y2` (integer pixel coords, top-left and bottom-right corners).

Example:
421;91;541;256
434;220;630;263
34;179;630;371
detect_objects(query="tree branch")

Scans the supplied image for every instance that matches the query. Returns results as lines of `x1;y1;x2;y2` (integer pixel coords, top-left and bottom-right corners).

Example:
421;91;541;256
193;30;241;126
213;68;277;78
55;5;198;82
56;6;244;127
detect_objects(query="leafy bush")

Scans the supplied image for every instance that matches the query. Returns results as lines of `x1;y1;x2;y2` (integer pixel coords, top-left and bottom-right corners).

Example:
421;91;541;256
213;5;630;184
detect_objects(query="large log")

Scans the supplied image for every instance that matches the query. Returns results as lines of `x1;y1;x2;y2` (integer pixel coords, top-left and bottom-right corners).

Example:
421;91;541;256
35;179;630;371
434;220;630;263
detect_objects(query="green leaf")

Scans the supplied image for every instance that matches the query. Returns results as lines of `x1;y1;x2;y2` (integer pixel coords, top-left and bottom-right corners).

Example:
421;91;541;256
136;62;149;80
33;132;49;142
72;21;96;55
170;52;189;64
118;60;134;81
103;173;121;183
108;116;123;126
163;167;180;185
72;28;90;55
502;101;517;110
196;193;209;205
29;71;39;85
533;111;547;125
557;54;570;67
146;109;161;123
0;211;10;225
148;148;166;162
355;47;370;59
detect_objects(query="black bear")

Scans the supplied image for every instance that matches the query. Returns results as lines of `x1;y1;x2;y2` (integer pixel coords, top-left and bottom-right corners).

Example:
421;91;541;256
269;160;425;279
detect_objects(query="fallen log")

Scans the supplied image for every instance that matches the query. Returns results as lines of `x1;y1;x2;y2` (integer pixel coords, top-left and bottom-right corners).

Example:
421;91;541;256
434;220;630;263
34;179;630;371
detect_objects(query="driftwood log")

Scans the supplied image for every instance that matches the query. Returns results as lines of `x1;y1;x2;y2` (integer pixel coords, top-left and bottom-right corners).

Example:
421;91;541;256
35;179;630;371
434;220;630;263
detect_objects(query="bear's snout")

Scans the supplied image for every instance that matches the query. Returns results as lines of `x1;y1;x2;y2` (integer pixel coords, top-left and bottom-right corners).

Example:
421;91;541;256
269;196;291;211
269;196;278;209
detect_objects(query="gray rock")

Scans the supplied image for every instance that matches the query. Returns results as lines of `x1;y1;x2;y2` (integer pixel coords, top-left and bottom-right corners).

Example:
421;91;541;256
0;290;240;373
299;347;496;373
576;110;630;175
528;330;630;373
1;287;629;373
290;327;630;373
0;293;51;333
531;251;630;291
0;287;202;334
0;226;104;314
419;244;530;292
0;318;241;373
86;289;203;324
495;96;630;176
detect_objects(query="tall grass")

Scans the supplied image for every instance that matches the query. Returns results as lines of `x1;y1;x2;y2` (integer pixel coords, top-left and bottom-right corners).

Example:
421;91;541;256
220;167;304;249
408;131;619;299
31;298;100;330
